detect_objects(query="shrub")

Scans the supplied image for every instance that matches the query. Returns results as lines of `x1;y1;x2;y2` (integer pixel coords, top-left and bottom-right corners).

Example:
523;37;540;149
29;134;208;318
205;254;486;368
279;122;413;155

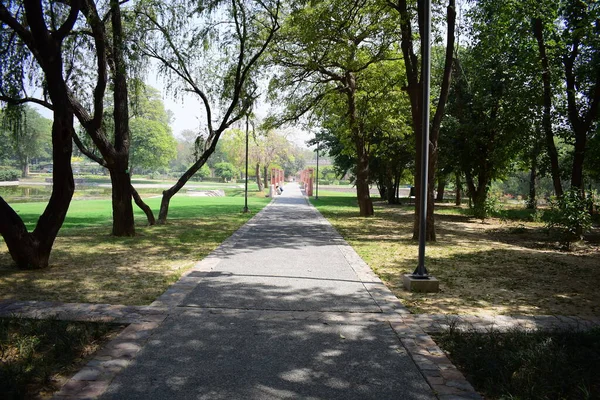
472;195;502;222
0;167;20;181
436;326;600;400
545;188;592;250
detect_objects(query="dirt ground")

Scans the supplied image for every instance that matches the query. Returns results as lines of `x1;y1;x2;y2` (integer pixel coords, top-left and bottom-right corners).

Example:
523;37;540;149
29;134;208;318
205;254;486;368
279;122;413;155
324;202;600;317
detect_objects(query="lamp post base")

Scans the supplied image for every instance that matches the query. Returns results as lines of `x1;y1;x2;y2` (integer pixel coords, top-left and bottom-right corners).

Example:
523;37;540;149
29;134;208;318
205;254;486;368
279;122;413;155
402;274;439;293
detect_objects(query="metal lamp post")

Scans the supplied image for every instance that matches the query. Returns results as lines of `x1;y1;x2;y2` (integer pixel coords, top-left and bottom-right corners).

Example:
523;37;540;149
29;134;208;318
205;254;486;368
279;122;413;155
243;115;249;213
315;140;319;200
413;0;431;279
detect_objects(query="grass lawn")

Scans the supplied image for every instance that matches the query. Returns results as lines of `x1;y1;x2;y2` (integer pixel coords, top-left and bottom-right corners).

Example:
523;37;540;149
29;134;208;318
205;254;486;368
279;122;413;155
310;193;600;316
0;317;123;399
0;190;271;305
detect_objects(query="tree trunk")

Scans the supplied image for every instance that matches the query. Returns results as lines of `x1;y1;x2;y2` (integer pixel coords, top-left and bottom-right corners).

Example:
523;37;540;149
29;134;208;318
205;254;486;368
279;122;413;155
355;145;373;216
436;177;446;202
455;172;461;205
533;18;563;197
131;185;155;225
109;168;135;235
263;165;268;189
21;156;29;178
0;112;75;269
0;1;79;269
345;71;373;217
255;163;264;191
528;157;537;209
393;0;455;241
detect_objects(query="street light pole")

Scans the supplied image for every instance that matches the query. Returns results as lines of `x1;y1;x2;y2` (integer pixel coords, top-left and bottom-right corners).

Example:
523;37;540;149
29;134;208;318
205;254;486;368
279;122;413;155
315;140;319;200
243;115;249;213
413;0;431;278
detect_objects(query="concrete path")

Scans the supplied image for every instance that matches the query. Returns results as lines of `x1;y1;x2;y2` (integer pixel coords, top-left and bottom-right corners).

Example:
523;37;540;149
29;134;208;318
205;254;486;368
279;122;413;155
98;184;433;400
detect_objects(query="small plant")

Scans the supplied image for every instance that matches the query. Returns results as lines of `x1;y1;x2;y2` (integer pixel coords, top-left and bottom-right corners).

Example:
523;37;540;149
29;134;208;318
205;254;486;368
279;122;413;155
545;188;592;250
529;208;544;223
472;195;502;222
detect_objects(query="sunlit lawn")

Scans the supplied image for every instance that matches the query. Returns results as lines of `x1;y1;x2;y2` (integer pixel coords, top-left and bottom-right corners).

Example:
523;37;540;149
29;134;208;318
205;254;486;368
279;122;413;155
311;194;600;316
0;191;271;305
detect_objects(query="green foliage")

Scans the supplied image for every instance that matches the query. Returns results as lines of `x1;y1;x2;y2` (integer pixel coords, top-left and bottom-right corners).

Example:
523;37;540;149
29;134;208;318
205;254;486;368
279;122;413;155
213;162;237;182
0;167;20;181
0;106;52;176
436;326;600;400
471;194;502;222
129;118;177;173
0;317;119;399
545;188;592;249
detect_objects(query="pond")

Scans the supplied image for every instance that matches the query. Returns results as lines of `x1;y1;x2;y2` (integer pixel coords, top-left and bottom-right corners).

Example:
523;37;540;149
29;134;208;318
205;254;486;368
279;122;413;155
0;184;117;203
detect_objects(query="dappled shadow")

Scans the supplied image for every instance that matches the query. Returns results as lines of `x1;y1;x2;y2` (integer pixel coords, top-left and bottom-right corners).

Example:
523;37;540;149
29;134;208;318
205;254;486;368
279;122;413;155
181;271;381;313
101;282;434;400
404;246;600;316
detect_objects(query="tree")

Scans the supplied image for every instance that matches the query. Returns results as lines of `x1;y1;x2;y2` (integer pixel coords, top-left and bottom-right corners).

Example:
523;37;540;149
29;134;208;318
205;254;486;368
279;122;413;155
2;106;51;177
126;83;178;174
387;0;456;240
1;0;143;235
560;1;600;191
0;0;77;269
268;0;399;216
134;0;281;223
129;118;177;174
214;162;237;182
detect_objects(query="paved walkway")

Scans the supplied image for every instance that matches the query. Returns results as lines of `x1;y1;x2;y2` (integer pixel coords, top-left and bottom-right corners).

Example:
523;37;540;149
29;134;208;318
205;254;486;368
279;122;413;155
2;183;598;399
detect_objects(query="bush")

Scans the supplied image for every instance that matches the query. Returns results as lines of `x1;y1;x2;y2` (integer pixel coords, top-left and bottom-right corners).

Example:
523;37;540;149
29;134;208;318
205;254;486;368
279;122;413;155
545;188;592;250
436;326;600;400
471;195;502;222
0;167;20;181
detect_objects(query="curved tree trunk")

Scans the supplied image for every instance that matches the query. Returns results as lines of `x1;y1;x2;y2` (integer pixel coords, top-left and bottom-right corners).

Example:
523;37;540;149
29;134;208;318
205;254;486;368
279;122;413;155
131;185;155;225
0;1;78;269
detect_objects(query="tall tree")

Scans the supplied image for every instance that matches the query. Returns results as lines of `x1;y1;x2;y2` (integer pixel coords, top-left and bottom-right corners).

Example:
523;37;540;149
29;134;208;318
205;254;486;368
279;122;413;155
387;0;456;240
134;0;281;223
2;105;51;177
0;0;77;269
561;0;600;191
532;2;564;197
268;0;399;216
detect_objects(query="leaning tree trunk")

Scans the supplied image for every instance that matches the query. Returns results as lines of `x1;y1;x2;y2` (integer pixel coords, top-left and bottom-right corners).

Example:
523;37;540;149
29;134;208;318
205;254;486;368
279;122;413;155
0;112;75;269
0;1;79;269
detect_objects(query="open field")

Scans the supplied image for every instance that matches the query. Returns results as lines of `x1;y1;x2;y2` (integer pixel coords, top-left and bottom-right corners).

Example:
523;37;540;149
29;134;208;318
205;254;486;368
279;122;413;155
311;193;600;316
0;191;270;305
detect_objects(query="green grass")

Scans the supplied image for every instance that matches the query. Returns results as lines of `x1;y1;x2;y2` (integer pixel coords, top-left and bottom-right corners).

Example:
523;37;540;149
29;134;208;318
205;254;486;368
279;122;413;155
8;190;268;231
0;317;122;399
1;192;271;305
435;327;600;400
